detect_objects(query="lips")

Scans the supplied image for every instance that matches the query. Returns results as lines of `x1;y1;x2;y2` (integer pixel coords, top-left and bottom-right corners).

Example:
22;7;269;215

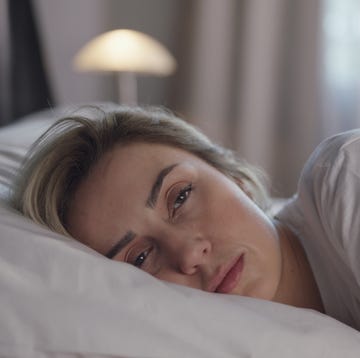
210;254;245;294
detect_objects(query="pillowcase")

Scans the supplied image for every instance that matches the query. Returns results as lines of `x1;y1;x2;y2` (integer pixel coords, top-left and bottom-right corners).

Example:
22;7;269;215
1;106;360;357
0;103;118;199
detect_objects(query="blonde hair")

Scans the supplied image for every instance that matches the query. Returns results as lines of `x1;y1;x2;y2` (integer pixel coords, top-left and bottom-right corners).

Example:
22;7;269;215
11;106;269;236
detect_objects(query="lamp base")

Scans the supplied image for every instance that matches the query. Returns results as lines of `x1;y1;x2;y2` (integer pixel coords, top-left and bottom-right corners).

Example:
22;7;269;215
117;72;137;105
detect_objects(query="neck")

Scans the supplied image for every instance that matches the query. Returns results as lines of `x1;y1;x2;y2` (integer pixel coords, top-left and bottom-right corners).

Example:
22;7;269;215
273;222;324;313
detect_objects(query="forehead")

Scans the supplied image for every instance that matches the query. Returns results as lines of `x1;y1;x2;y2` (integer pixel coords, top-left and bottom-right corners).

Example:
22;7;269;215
75;141;197;203
102;142;195;178
66;142;202;247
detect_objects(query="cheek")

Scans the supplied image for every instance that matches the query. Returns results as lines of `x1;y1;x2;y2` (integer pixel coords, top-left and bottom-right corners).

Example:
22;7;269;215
196;182;249;245
213;183;277;248
209;183;253;228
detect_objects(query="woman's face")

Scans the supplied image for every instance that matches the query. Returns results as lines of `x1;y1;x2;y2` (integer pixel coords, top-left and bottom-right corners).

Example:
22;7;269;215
67;142;282;300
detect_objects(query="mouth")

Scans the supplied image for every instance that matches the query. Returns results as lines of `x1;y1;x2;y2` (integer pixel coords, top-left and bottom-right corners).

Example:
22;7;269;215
209;254;245;294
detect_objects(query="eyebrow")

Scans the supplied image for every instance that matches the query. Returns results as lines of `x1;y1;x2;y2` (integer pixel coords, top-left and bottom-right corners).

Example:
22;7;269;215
105;231;136;259
105;163;178;259
146;163;178;208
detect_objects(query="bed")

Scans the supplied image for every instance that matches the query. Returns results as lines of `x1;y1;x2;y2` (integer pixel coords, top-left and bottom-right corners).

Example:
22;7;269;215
1;105;360;357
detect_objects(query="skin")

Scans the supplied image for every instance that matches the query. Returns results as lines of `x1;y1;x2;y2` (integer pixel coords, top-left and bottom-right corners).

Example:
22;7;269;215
67;142;324;311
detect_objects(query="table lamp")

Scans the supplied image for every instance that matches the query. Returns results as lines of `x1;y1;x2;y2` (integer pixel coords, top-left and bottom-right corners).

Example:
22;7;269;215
73;29;177;104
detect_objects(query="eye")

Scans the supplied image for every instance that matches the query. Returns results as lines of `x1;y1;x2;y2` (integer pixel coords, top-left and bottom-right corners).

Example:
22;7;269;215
125;241;160;274
170;183;193;217
133;248;152;268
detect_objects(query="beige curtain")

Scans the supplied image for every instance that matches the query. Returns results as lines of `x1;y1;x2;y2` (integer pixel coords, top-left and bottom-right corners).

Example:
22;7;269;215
171;0;323;197
171;0;239;146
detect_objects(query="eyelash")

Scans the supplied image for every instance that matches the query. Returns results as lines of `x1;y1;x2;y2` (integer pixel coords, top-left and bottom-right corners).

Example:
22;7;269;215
170;183;193;218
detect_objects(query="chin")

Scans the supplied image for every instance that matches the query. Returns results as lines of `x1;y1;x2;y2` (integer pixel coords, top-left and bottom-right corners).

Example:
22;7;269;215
237;282;279;302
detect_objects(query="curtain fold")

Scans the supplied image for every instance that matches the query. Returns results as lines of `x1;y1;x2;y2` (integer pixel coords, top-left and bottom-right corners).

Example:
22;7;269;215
0;0;54;126
0;0;11;125
171;0;239;147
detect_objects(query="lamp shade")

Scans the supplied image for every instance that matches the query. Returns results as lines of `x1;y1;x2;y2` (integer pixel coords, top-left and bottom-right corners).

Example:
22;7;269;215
73;29;176;76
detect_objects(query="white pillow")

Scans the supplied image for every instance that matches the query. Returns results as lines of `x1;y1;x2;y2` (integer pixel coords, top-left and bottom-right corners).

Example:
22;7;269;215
1;107;360;357
2;200;360;357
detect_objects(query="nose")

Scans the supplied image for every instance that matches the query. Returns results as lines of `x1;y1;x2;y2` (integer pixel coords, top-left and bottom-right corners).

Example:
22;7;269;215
176;238;211;275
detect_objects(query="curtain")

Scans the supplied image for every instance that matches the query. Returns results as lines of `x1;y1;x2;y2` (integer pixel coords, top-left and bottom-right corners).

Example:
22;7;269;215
0;0;54;126
170;0;324;197
170;0;240;147
320;0;360;137
0;0;11;125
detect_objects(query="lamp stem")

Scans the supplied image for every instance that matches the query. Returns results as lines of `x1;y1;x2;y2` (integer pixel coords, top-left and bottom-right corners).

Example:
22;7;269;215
117;72;137;105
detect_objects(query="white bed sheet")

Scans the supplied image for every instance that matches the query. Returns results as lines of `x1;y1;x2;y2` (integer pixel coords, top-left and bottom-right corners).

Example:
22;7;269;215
1;105;360;357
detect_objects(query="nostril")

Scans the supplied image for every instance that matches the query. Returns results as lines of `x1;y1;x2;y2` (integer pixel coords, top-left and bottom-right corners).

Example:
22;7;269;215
201;239;211;255
178;238;211;274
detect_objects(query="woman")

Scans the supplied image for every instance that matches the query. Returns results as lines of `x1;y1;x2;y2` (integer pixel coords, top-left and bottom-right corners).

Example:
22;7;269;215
11;106;360;330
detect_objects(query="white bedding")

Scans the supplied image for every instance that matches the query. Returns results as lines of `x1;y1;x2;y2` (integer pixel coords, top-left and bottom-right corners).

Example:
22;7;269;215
1;105;360;357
